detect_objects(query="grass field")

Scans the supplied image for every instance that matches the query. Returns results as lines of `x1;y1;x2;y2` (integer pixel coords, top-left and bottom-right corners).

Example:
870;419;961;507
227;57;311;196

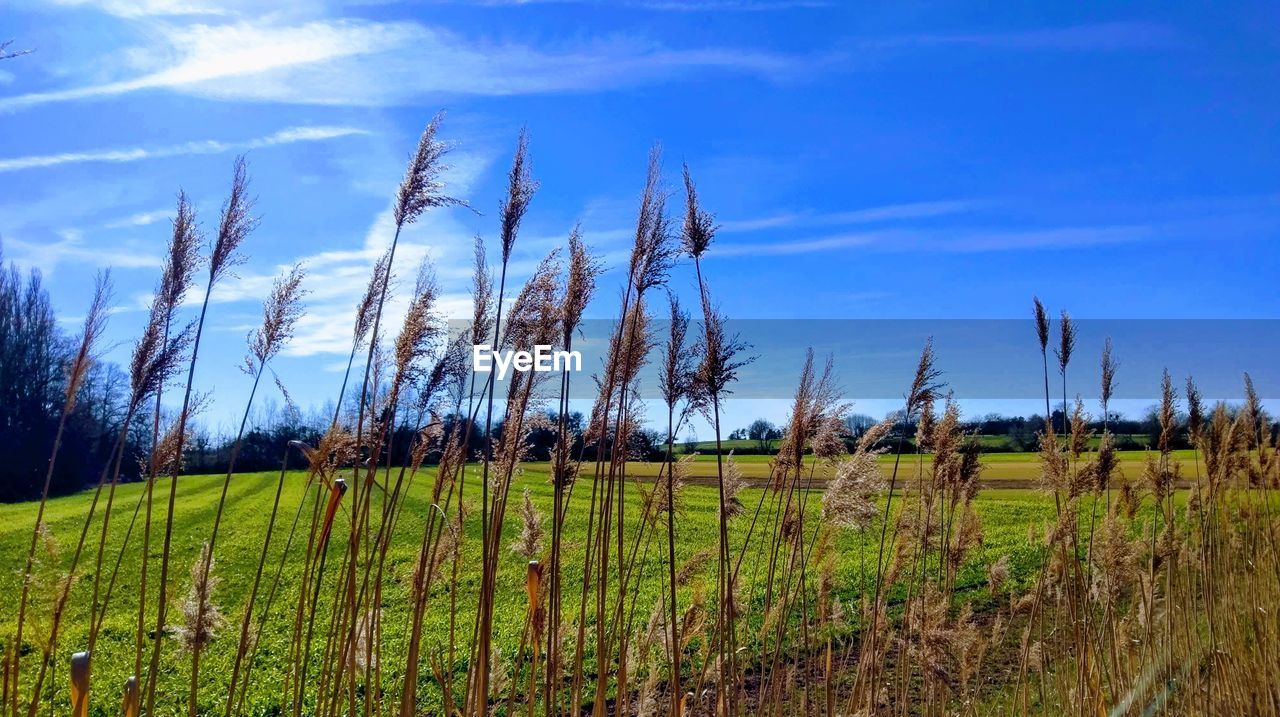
0;455;1072;715
626;448;1198;488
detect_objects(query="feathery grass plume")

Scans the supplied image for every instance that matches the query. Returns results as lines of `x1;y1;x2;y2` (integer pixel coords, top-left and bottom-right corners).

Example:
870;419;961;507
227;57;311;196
130;196;203;407
650;453;693;516
811;412;849;462
394;112;469;229
511;488;546;559
1156;369;1177;455
693;300;751;409
1032;297;1053;424
1100;337;1117;416
598;296;653;403
987;555;1011;594
1240;372;1265;448
209;156;257;284
722;452;747;518
630;145;678;293
562;226;603;340
246;263;306;370
63;272;112;405
1054;310;1075;429
23;523;67;651
147;417;189;479
1090;508;1139;604
499;128;538;263
355;249;393;349
907;337;943;416
470;236;495;346
130;315;195;409
1093;431;1117;493
773;351;843;478
1069;397;1090;460
158;191;203;310
175;543;225;653
1185;376;1204;445
9;270;113;699
823;444;885;530
501;249;563;352
416;332;469;416
660;291;699;411
1033;297;1050;354
148;156;260;717
345;608;380;673
917;395;937;452
393;259;443;389
681;163;717;259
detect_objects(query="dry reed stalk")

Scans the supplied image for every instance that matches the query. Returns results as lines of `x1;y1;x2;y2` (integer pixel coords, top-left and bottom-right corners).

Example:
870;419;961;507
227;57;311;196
327;111;461;717
7;271;110;717
589;175;672;711
658;291;699;716
568;150;667;713
140;156;255;717
543;227;601;717
683;162;756;716
186;263;305;710
471;128;537;717
23;198;199;717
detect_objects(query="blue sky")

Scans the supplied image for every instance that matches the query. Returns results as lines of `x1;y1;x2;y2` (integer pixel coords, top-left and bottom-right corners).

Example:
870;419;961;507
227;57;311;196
1;0;1277;435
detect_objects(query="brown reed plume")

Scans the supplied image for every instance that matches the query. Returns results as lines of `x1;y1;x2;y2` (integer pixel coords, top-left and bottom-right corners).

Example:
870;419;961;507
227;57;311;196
7;270;111;717
1054;309;1076;433
544;226;602;716
682;162;753;715
656;291;700;715
126;191;203;703
577;148;673;717
19;188;200;717
472;128;539;715
146;155;257;717
324;111;461;717
186;262;306;712
1033;296;1051;423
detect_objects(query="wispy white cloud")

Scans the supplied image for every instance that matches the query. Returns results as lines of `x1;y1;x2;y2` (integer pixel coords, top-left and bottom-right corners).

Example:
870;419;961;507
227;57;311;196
719;200;976;233
0;125;368;172
103;208;172;228
870;22;1183;52
438;0;830;9
0;18;817;113
192;146;496;358
3;229;163;274
47;0;233;16
714;224;1155;257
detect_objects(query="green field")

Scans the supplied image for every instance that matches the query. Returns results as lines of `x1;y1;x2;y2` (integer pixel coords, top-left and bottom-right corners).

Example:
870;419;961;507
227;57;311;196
632;448;1196;488
0;453;1124;714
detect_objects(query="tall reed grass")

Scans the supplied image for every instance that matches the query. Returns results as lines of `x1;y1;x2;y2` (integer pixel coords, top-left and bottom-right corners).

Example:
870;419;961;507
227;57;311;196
2;114;1278;717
